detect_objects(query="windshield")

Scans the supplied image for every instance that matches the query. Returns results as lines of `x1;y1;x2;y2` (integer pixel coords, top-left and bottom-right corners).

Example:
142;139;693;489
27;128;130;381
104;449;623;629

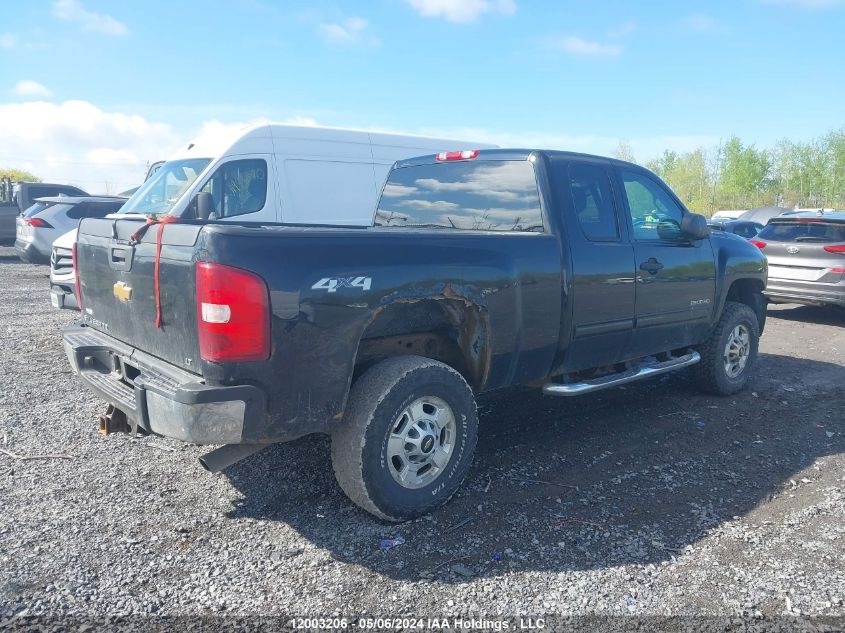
119;158;211;216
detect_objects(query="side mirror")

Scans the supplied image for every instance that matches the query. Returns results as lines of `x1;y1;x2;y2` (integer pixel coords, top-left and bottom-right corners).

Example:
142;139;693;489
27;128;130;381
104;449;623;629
195;191;215;220
680;212;710;241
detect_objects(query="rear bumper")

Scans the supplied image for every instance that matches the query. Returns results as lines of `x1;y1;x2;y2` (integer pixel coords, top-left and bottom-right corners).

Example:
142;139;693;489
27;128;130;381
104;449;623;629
764;279;845;307
50;284;78;310
15;238;50;265
62;325;266;444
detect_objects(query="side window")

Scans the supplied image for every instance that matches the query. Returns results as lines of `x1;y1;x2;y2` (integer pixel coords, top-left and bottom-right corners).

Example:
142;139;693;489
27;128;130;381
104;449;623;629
201;159;267;218
65;203;88;220
736;224;758;239
620;169;685;241
86;203;124;218
568;163;619;241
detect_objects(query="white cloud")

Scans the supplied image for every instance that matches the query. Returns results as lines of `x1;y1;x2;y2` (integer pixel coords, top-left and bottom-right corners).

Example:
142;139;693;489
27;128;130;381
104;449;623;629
51;0;128;36
0;100;326;194
397;199;459;213
404;0;516;23
318;17;378;45
758;0;843;7
13;80;52;97
0;100;179;193
683;13;719;31
382;183;419;197
545;36;622;57
0;33;16;49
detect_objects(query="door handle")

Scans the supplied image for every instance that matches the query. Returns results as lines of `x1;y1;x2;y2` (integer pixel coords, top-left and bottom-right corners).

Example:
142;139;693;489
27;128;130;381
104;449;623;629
108;246;134;271
639;258;664;274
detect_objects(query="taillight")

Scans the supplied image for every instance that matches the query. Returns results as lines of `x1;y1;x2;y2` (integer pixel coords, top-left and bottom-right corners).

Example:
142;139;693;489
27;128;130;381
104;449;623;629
72;242;84;309
196;262;270;363
823;244;845;254
435;149;479;161
24;218;52;228
749;240;766;249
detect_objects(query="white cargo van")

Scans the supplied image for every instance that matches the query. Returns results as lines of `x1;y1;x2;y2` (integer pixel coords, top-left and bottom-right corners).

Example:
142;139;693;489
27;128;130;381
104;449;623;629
119;124;497;226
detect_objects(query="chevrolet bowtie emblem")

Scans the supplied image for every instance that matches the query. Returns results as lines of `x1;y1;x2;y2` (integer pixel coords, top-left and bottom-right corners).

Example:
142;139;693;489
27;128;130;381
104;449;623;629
113;281;132;302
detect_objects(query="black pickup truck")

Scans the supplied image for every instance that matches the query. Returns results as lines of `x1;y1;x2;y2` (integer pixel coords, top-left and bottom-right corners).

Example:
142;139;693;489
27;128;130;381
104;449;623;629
64;149;767;521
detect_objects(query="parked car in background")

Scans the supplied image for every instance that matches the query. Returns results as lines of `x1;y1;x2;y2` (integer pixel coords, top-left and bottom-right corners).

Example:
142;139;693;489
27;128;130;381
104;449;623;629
711;209;747;220
707;218;764;239
65;148;767;520
15;196;126;264
49;229;78;309
117;161;166;198
0;205;18;244
740;206;790;225
752;211;845;308
14;182;88;214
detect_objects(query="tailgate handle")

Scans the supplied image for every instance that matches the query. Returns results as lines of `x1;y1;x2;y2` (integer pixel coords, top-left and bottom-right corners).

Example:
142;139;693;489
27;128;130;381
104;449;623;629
109;246;134;271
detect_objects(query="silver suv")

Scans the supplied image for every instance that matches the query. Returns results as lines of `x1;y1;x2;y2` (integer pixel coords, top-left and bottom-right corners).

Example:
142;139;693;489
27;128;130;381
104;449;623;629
753;211;845;308
15;196;125;264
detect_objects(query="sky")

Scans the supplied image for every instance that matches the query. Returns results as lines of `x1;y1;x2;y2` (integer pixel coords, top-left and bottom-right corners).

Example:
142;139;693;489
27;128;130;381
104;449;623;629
1;0;844;193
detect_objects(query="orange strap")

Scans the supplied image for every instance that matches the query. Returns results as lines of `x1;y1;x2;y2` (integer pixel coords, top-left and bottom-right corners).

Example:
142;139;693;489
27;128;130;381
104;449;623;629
130;216;180;328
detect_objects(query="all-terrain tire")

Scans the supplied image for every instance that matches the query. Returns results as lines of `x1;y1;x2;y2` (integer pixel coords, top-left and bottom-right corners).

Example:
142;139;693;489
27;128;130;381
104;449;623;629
331;355;478;522
693;301;760;395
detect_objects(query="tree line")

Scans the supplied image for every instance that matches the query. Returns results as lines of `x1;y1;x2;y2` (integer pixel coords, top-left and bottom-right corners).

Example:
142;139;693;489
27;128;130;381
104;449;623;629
615;127;845;216
0;168;40;183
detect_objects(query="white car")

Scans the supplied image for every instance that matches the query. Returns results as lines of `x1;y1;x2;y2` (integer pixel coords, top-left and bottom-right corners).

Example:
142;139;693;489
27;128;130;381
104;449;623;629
710;209;748;220
50;228;78;309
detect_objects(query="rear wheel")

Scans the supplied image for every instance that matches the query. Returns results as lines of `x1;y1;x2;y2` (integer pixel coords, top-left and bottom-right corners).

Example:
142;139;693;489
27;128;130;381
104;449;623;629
693;301;760;395
331;356;478;522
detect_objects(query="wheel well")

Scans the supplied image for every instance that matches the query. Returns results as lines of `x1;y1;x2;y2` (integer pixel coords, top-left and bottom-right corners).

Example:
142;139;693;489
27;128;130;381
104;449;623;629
725;278;767;331
355;299;488;390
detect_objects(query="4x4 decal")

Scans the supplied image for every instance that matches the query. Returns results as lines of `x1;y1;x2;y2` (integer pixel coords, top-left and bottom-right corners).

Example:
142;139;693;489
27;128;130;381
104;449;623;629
311;276;372;293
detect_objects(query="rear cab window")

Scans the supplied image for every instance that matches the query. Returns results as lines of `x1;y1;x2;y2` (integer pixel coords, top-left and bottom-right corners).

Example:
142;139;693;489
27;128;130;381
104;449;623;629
375;159;544;232
566;163;619;241
758;220;845;243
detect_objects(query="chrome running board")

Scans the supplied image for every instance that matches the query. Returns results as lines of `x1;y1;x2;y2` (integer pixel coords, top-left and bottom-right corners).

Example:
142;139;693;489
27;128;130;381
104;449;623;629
542;351;701;397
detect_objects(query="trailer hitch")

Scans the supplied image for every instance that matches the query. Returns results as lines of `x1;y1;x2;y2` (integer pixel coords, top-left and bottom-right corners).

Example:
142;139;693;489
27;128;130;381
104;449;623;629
98;404;130;436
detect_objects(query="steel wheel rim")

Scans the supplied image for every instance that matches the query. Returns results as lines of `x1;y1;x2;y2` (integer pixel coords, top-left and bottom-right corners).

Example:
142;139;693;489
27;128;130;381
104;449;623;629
724;324;750;378
386;396;456;490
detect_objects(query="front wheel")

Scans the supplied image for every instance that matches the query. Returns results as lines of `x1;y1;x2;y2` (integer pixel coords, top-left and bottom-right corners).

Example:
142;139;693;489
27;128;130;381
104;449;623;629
692;301;760;395
331;356;478;522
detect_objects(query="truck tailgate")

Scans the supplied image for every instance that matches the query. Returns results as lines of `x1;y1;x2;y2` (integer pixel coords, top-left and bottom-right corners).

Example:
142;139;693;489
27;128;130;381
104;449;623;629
76;218;203;374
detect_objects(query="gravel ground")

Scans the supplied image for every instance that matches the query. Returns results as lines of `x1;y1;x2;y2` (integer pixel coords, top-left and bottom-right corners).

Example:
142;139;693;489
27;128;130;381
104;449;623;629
1;244;844;629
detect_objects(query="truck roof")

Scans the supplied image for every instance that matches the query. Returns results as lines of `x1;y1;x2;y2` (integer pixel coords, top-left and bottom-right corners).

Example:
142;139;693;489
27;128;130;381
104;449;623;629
393;148;644;169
